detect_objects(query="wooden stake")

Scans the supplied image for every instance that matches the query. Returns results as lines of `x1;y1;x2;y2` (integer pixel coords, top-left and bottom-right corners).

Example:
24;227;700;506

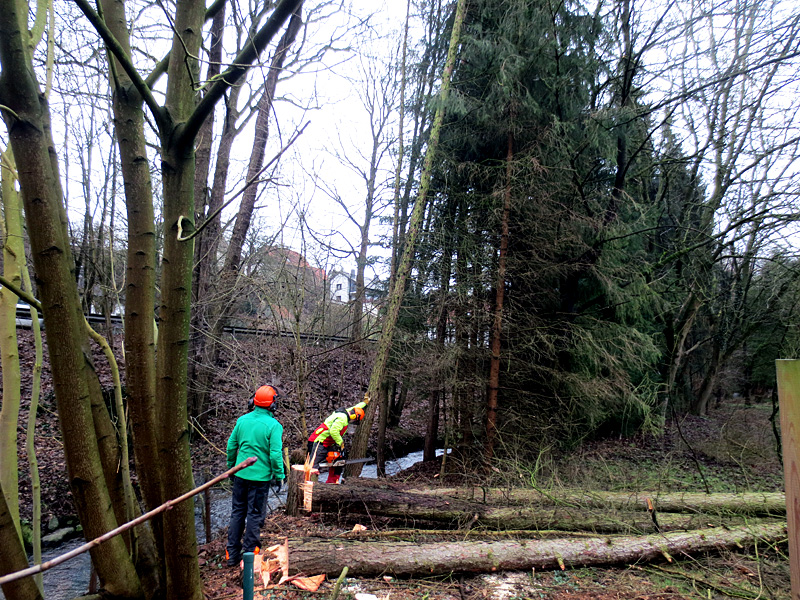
777;359;800;600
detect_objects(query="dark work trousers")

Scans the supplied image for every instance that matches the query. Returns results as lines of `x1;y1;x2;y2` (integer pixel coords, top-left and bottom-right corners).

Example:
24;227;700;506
307;441;344;483
226;475;269;563
307;440;328;468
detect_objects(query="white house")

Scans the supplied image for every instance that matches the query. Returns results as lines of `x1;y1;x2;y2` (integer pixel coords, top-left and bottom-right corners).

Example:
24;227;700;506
328;269;385;311
329;269;356;303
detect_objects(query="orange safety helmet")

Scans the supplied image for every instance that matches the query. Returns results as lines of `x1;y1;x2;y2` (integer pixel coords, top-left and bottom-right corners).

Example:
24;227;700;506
253;385;279;409
348;406;365;421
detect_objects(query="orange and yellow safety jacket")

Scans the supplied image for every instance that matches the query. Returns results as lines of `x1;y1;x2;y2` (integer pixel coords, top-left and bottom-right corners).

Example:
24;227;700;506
308;401;368;448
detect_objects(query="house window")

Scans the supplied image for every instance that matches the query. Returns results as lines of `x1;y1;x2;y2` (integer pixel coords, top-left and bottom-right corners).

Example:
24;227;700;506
336;283;342;290
335;295;341;301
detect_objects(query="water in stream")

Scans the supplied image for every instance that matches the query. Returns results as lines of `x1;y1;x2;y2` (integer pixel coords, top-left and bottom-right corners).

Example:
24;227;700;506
201;449;434;540
5;450;435;600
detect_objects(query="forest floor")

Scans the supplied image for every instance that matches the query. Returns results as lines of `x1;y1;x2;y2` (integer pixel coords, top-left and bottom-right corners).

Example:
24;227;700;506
9;330;789;600
197;400;788;600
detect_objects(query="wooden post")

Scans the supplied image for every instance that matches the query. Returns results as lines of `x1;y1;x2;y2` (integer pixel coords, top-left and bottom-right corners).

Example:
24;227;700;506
777;359;800;600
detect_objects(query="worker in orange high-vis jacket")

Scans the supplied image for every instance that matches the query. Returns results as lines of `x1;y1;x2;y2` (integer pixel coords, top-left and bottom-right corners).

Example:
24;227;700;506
307;398;369;483
225;385;284;568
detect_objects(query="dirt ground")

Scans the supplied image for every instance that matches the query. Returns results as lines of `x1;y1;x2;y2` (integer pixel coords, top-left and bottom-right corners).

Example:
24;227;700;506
8;330;789;600
197;402;789;600
198;506;789;600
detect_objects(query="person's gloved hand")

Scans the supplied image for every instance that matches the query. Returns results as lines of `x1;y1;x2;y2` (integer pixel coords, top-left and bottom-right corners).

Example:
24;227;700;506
271;478;283;492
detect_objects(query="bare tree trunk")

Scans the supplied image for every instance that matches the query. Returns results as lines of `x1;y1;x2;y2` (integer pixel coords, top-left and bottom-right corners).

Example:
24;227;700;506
0;148;23;540
388;0;411;286
156;0;209;591
0;7;144;594
196;8;303;406
423;392;441;462
351;214;370;343
221;8;303;279
485;127;512;460
393;0;446;277
388;384;407;428
0;481;43;600
189;6;226;420
285;523;786;577
189;81;242;421
100;0;165;588
691;341;721;415
660;292;702;420
376;379;390;477
454;204;472;449
422;193;456;462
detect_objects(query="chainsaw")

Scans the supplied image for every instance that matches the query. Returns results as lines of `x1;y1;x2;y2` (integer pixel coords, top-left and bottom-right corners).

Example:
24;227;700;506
319;457;375;468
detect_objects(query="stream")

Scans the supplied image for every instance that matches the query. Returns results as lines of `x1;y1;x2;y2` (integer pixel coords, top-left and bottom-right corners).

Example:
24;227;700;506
201;449;436;541
4;449;436;600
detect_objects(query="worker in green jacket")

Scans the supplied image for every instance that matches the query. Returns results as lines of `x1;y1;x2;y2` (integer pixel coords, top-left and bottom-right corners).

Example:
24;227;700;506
307;398;369;483
225;385;285;567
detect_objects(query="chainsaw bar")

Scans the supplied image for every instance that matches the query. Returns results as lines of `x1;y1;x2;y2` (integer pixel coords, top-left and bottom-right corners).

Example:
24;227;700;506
319;457;375;468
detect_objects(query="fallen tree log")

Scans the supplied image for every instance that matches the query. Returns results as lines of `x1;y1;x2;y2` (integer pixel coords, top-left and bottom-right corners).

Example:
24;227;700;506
285;522;787;577
303;482;778;533
348;480;785;516
320;505;777;534
414;488;786;516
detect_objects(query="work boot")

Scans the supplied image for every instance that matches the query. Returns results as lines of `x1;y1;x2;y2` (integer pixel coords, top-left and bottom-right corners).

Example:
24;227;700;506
225;549;241;568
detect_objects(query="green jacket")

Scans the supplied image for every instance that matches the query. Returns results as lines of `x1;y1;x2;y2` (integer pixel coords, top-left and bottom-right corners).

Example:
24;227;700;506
226;407;285;482
308;401;368;447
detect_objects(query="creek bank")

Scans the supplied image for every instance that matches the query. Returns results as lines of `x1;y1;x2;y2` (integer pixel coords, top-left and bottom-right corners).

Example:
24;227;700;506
3;449;435;600
18;514;83;554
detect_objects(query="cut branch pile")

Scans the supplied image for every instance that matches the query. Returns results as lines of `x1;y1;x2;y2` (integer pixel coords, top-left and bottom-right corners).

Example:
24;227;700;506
280;479;787;577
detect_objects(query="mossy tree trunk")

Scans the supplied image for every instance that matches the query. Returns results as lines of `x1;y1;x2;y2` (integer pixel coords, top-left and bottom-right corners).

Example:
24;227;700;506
22;229;45;593
0;481;43;600
347;0;468;477
0;3;144;595
0;147;23;543
285;523;787;577
1;0;304;597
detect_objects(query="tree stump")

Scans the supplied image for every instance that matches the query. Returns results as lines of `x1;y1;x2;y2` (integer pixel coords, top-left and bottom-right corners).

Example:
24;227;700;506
286;464;317;517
